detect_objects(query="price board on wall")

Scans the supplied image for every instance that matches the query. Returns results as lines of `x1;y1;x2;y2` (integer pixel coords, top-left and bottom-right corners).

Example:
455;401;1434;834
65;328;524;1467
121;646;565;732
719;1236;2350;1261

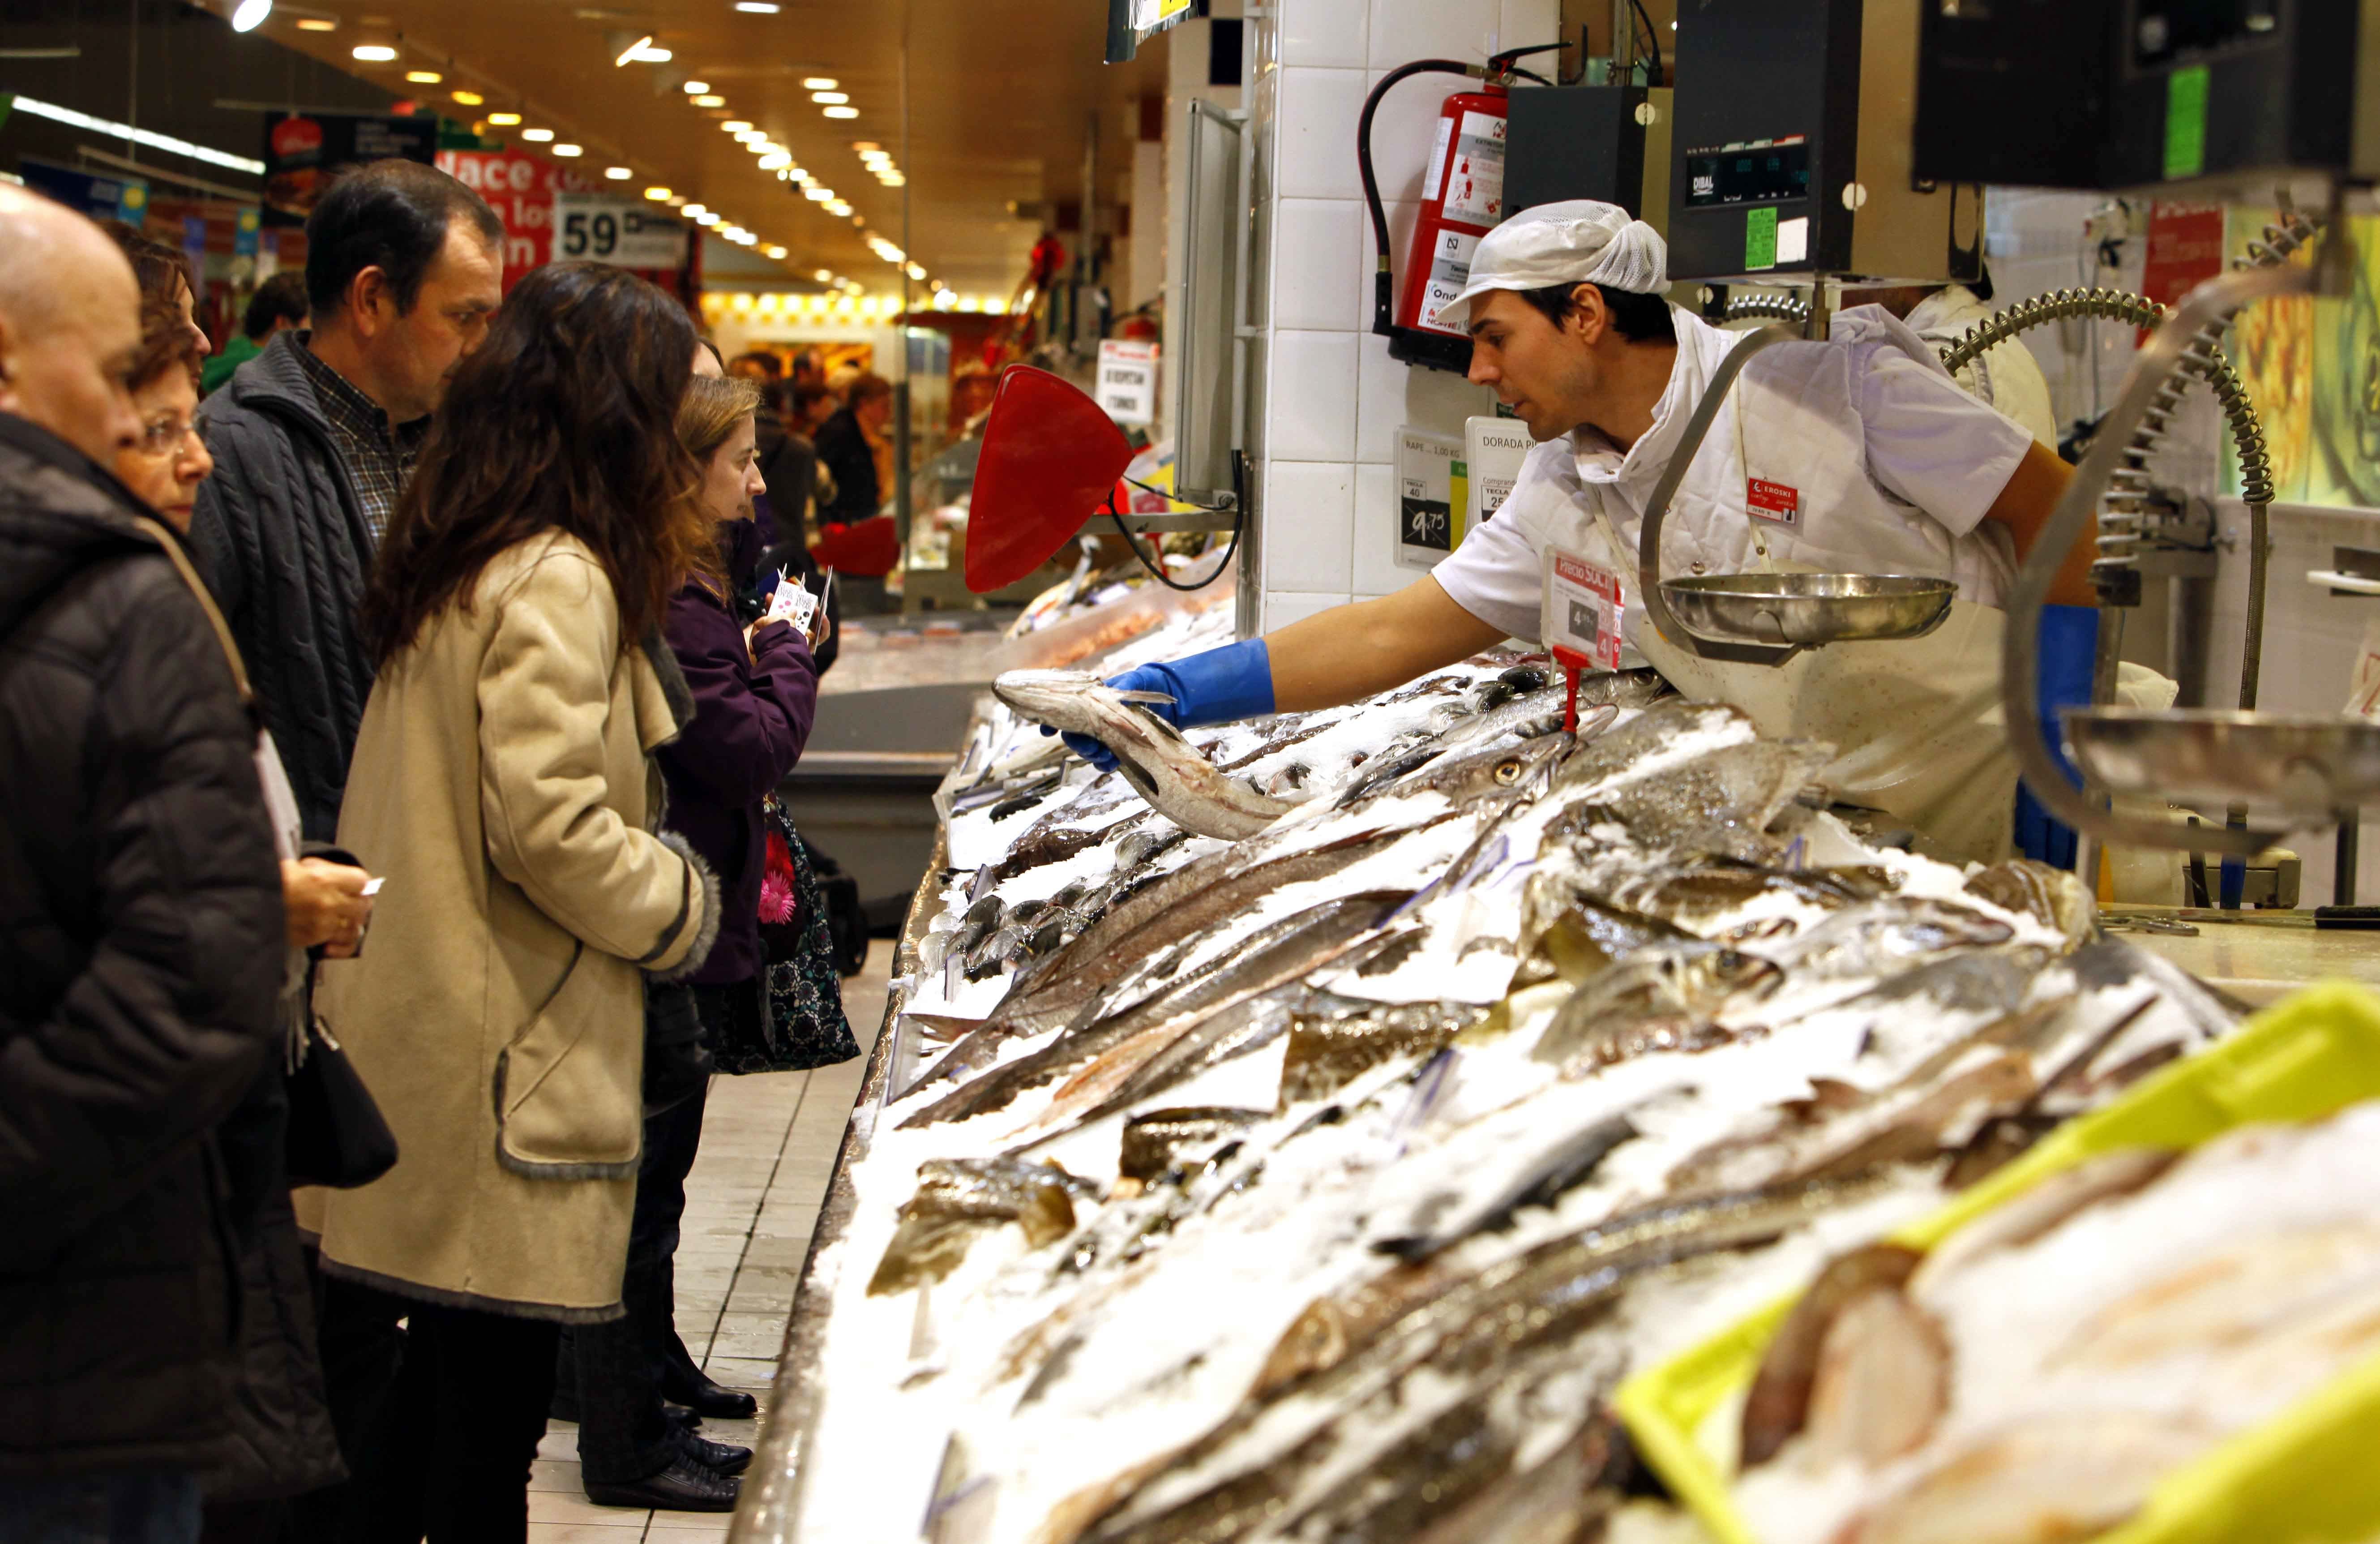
553;193;689;269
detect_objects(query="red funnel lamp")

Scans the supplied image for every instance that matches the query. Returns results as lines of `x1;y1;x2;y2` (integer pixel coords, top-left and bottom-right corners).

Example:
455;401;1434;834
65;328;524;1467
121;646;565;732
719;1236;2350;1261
963;365;1135;594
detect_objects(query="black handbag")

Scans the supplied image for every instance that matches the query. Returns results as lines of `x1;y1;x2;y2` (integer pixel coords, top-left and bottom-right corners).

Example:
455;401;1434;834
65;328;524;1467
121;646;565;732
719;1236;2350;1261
643;980;716;1115
284;1015;399;1190
715;801;859;1074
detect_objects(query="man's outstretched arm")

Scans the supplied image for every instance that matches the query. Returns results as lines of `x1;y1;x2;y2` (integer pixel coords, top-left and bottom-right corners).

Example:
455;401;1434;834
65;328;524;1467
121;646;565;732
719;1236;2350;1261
1265;576;1515;712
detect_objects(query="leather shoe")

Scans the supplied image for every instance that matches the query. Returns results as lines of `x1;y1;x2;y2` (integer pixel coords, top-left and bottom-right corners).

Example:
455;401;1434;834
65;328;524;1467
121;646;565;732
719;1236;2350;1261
679;1428;753;1476
585;1455;739;1513
659;1368;758;1420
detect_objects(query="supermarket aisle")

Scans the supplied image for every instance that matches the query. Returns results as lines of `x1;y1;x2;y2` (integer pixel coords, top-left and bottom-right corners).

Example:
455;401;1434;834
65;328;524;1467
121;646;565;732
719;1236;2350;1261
527;939;895;1539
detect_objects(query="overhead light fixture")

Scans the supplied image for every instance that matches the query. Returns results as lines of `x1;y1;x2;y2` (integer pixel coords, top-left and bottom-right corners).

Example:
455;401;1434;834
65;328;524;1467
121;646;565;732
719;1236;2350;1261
486;110;522;125
735;129;764;143
604;165;632;180
813;269;831;281
520;127;554;142
693;94;725;107
823;200;852;216
4;94;266;174
680;203;707;217
721;120;751;132
351;43;397;61
294;15;335;29
629;44;671;61
859;149;889;163
764;244;787;259
550;142;583;157
879;173;904;186
850;141;879;152
404;69;442;83
822;105;858;119
613;33;654;65
682;80;709;93
802;77;838;90
231;0;272;32
801;185;829;200
644;185;672;200
694;212;720;226
809;90;848;104
451;88;483;105
734;2;781;11
905;261;925;280
758;151;792;170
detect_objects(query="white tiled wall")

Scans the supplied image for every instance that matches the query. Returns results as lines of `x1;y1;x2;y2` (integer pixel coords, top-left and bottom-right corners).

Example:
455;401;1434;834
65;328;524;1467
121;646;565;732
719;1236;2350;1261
1249;0;1556;635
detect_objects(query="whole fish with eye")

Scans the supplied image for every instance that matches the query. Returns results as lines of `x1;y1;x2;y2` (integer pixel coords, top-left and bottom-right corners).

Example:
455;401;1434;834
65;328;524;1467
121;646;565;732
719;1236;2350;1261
993;669;1298;840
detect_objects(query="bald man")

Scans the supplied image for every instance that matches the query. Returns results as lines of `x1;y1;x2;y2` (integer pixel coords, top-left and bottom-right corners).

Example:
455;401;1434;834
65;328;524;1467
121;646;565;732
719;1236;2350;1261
0;185;288;1541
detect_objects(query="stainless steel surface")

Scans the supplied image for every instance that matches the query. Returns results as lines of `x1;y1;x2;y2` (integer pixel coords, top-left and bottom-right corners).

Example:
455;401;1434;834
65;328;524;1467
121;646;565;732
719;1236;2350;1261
1657;573;1955;646
2061;708;2380;813
1170;99;1243;508
2000;263;2316;859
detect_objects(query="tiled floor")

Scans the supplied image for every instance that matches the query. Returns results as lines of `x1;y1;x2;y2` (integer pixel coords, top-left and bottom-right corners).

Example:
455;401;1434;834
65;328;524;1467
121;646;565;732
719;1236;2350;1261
527;939;895;1541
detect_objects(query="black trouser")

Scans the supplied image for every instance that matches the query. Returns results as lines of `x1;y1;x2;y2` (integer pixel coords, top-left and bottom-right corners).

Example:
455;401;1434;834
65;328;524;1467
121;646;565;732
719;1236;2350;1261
564;1072;712;1483
285;1265;408;1542
333;1290;559;1544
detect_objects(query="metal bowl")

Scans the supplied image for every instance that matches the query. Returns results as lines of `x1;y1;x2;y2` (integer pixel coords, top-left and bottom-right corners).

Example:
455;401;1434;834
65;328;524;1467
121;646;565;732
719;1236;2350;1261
1658;573;1956;646
2061;708;2380;812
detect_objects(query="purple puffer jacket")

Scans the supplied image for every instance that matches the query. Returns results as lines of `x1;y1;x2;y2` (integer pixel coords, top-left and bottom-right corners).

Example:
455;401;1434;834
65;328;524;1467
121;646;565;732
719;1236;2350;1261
656;551;818;986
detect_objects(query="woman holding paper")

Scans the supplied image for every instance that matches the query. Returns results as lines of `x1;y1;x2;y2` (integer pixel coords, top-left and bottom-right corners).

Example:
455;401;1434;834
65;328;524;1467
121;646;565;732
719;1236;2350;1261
557;373;826;1514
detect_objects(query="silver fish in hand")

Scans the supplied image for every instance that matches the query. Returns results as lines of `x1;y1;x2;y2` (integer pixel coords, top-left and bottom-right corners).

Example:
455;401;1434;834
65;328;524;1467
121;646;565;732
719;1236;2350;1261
993;669;1296;841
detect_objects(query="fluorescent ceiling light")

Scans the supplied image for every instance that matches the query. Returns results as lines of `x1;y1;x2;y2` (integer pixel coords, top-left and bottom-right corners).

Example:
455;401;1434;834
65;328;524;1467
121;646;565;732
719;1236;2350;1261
351;43;397;61
734;2;782;11
802;77;838;90
5;94;265;174
722;120;751;132
486;111;521;125
294;15;335;29
809;90;847;104
850;140;879;152
451;88;483;105
613;34;653;65
520;127;554;142
405;69;442;83
628;44;671;61
682;80;709;93
644;185;672;200
693;94;725;107
550;143;583;157
880;173;904;186
814;269;833;282
758;152;792;170
680;203;707;217
823;200;851;216
764;244;786;259
231;0;273;32
801;185;829;200
604;165;632;180
905;262;925;279
735;129;764;143
822;105;857;119
694;212;720;226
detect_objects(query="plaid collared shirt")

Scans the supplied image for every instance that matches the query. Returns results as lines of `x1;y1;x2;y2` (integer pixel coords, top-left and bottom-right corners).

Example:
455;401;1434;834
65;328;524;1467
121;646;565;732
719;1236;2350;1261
291;334;429;547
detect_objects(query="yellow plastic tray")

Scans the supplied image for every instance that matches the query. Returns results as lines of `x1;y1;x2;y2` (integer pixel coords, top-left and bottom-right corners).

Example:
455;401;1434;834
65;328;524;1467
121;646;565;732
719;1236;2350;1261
1614;979;2380;1544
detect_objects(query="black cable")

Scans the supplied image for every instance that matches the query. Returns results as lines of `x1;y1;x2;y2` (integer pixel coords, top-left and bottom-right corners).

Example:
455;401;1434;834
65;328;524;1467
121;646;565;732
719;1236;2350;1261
1103;455;1243;592
1357;59;1478;337
1628;0;1663;86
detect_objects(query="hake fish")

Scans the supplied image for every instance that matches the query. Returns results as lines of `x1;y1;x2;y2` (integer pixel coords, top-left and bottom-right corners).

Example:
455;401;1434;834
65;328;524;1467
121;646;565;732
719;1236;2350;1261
994;669;1297;840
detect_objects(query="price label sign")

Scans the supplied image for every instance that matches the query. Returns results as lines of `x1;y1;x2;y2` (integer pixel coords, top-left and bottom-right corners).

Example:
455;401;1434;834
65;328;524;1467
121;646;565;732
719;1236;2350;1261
1542;544;1624;672
1096;339;1159;426
553;193;688;269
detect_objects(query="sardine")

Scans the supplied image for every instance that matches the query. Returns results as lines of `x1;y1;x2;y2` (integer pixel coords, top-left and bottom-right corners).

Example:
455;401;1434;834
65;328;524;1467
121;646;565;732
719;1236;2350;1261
994;670;1297;840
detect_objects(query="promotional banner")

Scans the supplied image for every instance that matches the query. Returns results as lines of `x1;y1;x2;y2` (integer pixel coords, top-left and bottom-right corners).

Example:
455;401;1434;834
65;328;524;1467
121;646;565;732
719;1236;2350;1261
436;148;557;281
262;112;436;227
17;158;147;223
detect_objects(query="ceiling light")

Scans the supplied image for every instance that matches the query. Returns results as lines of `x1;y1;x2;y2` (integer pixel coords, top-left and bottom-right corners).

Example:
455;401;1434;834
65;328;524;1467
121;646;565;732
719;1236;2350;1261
735;2;782;11
850;140;879;152
550;143;582;157
758;151;792;170
520;127;554;142
822;105;858;120
694;212;720;226
801;185;829;201
802;77;838;90
813;269;831;281
451;88;483;105
823;200;852;216
681;203;707;217
613;34;670;65
404;69;442;83
860;150;889;163
735;129;764;143
905;262;925;279
487;111;521;125
879;173;905;186
629;45;671;61
810;90;848;104
682;80;709;93
604;165;632;180
5;93;265;174
693;94;725;107
722;120;751;132
644;185;672;200
765;244;787;259
351;43;397;61
294;15;335;29
230;0;273;29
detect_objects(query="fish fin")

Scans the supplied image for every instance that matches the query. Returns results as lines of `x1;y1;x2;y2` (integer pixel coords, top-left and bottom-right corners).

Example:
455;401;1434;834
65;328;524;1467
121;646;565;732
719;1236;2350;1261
1110;690;1179;707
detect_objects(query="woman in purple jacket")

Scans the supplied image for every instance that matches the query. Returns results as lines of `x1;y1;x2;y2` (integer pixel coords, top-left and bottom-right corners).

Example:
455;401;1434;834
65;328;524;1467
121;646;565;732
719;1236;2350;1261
562;376;823;1514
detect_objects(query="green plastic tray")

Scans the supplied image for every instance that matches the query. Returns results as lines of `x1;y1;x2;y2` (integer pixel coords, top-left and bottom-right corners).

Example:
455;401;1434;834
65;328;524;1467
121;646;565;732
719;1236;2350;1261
1614;979;2380;1544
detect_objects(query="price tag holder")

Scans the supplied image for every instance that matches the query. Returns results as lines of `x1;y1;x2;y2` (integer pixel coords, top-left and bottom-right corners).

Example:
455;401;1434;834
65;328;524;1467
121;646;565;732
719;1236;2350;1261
1543;544;1625;674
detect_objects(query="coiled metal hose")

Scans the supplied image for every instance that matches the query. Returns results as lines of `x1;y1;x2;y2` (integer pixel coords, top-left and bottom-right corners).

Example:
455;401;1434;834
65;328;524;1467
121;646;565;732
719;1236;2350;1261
1720;292;1811;326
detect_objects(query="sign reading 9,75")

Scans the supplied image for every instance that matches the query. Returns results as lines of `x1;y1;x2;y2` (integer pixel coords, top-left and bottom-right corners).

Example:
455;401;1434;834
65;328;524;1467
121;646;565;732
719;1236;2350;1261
554;193;689;269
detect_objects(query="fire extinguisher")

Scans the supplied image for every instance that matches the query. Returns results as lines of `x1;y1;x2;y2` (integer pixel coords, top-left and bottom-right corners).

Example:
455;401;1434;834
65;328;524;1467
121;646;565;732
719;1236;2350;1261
1361;43;1566;374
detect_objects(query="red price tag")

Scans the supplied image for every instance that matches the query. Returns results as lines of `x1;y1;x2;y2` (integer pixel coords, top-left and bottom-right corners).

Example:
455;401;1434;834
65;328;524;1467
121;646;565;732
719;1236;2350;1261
1747;478;1800;526
1543;545;1624;673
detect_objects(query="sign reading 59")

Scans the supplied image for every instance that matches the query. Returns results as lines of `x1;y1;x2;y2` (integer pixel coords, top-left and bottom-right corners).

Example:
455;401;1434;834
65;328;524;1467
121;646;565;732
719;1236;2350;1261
553;193;689;269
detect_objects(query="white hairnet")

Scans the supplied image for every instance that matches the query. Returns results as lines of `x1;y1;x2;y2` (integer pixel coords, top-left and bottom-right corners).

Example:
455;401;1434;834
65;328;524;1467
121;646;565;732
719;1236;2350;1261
1438;200;1668;327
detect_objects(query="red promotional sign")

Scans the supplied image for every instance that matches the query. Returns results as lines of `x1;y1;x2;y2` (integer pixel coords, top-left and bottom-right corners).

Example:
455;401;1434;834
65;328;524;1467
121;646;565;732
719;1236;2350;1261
1747;478;1800;526
2139;202;2226;343
434;149;557;289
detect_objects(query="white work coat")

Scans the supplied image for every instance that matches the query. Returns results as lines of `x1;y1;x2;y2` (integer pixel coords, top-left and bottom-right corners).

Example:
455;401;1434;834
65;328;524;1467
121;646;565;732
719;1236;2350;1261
1434;303;2038;862
1906;284;2061;450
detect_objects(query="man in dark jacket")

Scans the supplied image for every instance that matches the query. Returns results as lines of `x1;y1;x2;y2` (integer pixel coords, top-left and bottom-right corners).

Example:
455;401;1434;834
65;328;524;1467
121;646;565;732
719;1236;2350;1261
191;160;502;842
812;370;891;528
0;185;287;1543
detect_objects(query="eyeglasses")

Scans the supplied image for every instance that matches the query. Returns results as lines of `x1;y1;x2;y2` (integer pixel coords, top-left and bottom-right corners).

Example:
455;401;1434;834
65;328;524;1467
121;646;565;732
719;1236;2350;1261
135;413;200;458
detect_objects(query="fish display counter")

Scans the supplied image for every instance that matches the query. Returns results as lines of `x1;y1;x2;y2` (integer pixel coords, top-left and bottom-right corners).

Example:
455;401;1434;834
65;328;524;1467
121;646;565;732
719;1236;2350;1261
732;590;2266;1544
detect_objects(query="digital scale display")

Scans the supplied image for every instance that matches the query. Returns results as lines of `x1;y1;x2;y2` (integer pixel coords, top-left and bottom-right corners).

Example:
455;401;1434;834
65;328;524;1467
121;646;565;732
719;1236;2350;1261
1682;136;1811;207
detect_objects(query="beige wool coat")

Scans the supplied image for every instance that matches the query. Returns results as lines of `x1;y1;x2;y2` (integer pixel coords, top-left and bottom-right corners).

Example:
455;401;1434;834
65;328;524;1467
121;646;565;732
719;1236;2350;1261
313;531;718;1320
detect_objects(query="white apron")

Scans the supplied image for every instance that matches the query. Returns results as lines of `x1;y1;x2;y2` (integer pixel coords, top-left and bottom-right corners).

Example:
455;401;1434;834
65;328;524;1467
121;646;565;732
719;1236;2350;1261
1511;306;2020;864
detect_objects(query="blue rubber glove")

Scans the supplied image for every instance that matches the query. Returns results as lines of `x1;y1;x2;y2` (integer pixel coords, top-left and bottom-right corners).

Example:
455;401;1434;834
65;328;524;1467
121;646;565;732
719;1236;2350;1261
2012;604;2099;868
1046;638;1277;774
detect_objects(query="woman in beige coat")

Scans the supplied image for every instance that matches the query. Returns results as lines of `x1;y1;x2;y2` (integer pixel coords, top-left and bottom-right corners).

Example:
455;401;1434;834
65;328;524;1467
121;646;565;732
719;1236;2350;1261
311;263;721;1541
